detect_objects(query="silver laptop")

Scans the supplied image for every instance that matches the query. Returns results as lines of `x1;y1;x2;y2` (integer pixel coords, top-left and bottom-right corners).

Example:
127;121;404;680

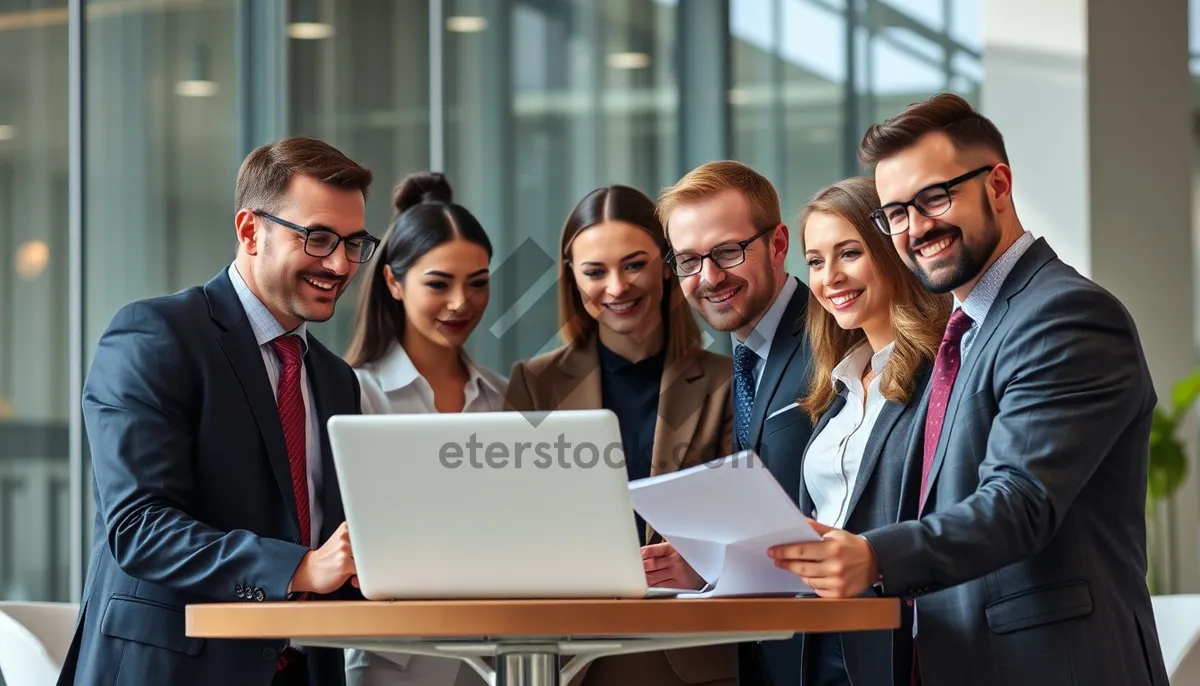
328;409;683;600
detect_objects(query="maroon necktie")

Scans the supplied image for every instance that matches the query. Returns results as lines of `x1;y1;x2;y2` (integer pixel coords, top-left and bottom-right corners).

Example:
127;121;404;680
919;308;974;512
271;334;309;673
271;334;310;548
911;309;973;685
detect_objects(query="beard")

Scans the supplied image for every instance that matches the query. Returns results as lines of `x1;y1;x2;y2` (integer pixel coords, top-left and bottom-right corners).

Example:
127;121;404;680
690;267;778;336
907;196;1001;295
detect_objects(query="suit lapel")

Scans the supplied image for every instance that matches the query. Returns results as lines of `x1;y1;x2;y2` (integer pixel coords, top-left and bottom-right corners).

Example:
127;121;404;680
747;281;808;451
798;394;842;517
899;387;931;521
922;239;1055;513
650;351;705;477
305;341;343;545
845;398;903;521
554;341;602;410
205;270;298;527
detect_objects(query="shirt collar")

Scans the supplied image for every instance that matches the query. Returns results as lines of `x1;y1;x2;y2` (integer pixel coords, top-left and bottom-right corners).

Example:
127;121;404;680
831;339;896;395
730;273;798;361
227;264;308;353
955;231;1036;325
374;340;500;396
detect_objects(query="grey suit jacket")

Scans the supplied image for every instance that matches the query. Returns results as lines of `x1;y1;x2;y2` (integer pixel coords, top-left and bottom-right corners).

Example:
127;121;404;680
862;238;1169;686
793;364;930;686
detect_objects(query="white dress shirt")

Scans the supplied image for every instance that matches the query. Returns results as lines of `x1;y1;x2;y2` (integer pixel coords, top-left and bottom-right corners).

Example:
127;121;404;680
347;340;506;686
802;340;896;529
730;273;799;393
354;341;508;415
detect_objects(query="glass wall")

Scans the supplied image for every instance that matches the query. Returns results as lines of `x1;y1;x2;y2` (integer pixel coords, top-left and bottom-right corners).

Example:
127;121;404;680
0;0;981;618
0;0;71;605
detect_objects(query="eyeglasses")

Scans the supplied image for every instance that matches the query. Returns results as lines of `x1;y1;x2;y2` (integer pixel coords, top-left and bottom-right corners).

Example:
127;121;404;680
665;225;776;277
253;210;380;263
869;165;994;235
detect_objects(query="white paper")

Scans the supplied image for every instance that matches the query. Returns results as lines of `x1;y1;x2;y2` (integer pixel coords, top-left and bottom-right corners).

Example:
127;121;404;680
629;450;822;598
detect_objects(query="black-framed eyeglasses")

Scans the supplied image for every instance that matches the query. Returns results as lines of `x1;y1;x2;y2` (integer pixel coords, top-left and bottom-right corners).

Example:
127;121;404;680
666;225;776;277
253;210;380;263
870;165;994;236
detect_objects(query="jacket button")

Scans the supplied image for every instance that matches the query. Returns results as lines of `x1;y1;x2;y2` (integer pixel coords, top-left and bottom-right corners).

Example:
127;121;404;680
254;588;265;601
235;583;244;596
289;535;300;544
262;647;278;662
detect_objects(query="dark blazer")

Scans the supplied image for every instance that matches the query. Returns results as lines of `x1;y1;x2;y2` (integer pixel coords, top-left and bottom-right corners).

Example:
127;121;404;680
506;336;737;686
57;268;362;686
863;238;1170;686
734;277;817;686
793;363;931;686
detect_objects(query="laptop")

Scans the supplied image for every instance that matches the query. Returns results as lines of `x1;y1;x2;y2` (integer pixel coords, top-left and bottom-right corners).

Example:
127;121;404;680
328;409;687;600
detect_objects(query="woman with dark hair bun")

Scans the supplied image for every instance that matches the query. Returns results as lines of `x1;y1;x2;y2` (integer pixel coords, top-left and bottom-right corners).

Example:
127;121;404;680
343;171;500;686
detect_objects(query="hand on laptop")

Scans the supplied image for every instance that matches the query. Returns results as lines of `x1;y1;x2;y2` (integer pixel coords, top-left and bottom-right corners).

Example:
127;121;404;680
641;542;705;590
288;521;358;595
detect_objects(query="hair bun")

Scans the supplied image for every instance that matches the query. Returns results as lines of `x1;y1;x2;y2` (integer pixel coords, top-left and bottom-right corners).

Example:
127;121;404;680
392;171;453;215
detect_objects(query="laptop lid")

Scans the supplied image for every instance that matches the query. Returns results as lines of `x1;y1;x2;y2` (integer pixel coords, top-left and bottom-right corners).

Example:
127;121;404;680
327;409;650;600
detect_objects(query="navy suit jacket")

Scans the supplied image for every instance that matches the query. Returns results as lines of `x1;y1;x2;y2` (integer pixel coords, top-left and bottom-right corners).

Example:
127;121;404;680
57;268;362;686
733;278;816;686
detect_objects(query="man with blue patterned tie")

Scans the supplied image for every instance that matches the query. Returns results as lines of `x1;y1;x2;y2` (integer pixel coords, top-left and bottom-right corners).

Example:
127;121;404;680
658;160;816;686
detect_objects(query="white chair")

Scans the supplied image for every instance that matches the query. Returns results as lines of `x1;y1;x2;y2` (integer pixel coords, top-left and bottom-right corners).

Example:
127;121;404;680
0;601;79;686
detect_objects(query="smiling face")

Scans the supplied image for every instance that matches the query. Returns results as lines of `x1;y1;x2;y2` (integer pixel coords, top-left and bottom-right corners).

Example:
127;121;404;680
386;238;491;350
803;211;891;336
874;131;1003;297
239;173;368;329
567;220;670;340
664;188;787;336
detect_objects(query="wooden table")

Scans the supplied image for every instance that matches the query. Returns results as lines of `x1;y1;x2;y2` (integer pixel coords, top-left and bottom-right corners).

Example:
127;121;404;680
187;597;898;686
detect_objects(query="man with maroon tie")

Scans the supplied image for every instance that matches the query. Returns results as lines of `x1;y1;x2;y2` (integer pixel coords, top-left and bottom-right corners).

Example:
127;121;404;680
768;94;1168;686
58;137;377;686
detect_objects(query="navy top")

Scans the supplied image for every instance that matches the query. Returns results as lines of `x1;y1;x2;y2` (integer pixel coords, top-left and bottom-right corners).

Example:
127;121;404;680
597;339;666;546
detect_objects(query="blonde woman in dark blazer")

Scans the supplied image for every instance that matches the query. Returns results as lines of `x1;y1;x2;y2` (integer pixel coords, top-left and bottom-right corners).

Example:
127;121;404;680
506;185;735;686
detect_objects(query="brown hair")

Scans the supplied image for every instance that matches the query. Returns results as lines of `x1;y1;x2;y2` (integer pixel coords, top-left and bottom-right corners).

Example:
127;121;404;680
234;136;374;214
558;185;700;362
796;177;951;422
858;93;1009;169
656;161;782;242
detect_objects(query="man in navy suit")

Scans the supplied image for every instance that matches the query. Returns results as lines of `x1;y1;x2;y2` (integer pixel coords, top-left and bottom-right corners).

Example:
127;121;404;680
656;160;815;686
58;137;379;686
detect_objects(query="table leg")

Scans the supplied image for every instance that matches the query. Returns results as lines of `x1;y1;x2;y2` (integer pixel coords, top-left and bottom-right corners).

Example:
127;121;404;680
495;644;559;686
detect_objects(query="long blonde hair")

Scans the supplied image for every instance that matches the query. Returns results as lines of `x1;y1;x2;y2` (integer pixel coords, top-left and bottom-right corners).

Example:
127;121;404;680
797;177;951;422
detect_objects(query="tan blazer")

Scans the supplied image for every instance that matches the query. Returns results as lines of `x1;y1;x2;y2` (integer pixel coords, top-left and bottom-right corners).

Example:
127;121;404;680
506;336;737;686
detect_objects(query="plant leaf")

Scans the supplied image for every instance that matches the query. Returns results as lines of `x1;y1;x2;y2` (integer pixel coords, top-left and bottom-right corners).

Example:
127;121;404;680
1149;436;1188;502
1170;367;1200;422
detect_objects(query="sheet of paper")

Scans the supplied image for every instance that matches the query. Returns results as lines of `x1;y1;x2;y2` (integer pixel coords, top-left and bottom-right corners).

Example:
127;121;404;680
629;450;821;597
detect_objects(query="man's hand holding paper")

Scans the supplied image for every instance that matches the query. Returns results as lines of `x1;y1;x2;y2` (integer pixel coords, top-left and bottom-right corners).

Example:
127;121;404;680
627;451;823;597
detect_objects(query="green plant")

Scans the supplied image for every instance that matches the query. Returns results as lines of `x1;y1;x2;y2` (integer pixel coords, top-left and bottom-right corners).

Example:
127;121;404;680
1145;366;1200;594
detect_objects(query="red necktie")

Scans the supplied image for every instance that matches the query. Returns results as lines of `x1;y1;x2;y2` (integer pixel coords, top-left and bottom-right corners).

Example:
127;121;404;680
918;308;974;512
271;334;310;548
911;309;973;686
270;334;309;673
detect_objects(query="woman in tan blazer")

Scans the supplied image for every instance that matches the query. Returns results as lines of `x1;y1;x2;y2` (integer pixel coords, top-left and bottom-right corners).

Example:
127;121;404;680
506;185;736;686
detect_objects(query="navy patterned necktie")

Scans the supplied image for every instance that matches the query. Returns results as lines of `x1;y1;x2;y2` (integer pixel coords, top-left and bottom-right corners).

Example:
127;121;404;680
733;343;758;449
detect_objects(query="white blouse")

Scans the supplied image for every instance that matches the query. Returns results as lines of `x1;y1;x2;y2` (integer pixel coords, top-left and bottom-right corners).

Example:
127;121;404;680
347;340;507;685
802;340;895;529
354;341;508;416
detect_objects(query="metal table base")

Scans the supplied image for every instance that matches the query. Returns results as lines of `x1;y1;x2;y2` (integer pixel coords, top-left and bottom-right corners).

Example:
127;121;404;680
300;632;793;686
